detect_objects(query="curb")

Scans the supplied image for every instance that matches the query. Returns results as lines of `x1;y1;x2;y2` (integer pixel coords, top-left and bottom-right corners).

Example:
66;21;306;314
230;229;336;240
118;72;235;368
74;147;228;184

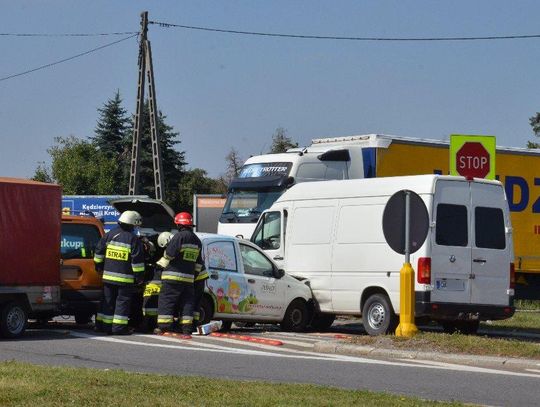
313;341;540;370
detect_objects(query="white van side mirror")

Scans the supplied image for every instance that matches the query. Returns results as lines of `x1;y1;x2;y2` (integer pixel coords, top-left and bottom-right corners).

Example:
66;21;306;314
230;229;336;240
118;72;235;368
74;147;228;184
274;269;285;279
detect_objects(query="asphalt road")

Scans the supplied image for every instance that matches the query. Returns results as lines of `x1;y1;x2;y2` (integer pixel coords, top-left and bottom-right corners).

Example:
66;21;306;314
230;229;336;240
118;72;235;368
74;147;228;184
1;323;540;406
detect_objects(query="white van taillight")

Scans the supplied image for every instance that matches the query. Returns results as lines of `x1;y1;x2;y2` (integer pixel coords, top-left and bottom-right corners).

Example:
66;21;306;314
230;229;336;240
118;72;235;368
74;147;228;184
417;257;431;285
510;262;515;289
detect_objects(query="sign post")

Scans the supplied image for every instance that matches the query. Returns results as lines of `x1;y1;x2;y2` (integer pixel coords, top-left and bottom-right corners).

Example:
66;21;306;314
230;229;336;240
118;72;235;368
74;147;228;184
382;190;429;338
449;135;496;180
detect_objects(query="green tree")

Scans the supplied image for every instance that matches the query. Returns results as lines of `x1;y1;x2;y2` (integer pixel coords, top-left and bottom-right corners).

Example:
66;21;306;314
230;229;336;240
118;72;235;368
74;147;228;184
32;162;53;183
91;91;132;192
224;147;243;183
269;127;298;153
528;112;540;148
177;168;227;211
130;101;187;205
41;136;118;194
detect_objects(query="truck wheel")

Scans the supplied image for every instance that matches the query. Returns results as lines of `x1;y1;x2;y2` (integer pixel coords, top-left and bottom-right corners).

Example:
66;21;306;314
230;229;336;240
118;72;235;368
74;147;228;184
198;296;214;326
0;302;28;338
311;313;336;331
441;320;479;335
281;299;308;332
362;294;397;336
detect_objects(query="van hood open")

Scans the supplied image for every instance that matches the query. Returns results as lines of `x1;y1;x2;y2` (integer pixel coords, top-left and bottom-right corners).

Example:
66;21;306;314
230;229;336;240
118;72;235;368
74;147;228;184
109;197;175;234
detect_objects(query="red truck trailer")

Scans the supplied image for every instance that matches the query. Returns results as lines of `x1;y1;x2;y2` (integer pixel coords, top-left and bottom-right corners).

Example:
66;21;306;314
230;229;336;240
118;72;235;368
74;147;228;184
0;177;62;338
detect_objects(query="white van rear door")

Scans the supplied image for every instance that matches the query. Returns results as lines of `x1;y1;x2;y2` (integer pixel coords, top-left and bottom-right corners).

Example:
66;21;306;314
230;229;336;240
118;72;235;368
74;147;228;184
470;183;510;306
430;180;472;304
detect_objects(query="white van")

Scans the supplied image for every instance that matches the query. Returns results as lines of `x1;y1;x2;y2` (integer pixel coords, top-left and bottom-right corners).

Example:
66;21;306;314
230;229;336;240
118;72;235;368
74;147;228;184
250;174;516;335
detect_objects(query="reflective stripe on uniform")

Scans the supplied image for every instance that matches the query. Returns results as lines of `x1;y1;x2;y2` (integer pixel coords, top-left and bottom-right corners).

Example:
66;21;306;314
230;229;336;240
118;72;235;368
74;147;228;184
157;315;174;324
102;270;134;284
143;308;158;316
132;263;145;273
112;315;129;325
181;316;193;324
193;312;200;321
94;254;105;263
161;271;194;283
97;313;113;324
195;270;209;281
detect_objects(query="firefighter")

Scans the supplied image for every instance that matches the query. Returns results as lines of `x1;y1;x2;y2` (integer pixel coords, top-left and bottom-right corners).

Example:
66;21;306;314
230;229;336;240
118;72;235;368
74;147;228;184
94;210;145;335
140;231;173;332
154;212;202;339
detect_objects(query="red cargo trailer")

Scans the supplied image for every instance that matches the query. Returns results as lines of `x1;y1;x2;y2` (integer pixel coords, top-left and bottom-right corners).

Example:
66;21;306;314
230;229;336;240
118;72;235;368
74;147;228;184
0;177;62;338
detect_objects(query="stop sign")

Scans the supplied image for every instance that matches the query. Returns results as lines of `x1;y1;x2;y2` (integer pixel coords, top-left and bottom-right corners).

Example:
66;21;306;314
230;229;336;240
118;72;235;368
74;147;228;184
456;142;490;178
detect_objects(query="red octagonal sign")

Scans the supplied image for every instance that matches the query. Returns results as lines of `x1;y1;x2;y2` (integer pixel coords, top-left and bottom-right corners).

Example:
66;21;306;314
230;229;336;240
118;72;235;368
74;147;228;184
456;142;490;178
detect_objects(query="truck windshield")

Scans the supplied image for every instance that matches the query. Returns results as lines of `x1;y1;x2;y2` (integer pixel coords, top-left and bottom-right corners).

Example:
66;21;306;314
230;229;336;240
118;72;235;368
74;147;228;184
220;188;284;224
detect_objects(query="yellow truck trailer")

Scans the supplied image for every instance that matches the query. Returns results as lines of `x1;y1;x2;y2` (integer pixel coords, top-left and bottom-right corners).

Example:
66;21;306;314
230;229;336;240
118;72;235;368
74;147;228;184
312;134;540;300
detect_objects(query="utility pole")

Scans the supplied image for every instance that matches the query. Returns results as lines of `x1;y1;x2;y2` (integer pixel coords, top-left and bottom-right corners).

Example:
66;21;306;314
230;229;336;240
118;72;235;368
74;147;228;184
128;11;165;200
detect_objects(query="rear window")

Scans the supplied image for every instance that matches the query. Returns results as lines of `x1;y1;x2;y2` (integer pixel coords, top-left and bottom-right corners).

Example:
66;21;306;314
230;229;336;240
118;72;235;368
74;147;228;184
436;204;468;247
475;207;506;249
61;223;101;259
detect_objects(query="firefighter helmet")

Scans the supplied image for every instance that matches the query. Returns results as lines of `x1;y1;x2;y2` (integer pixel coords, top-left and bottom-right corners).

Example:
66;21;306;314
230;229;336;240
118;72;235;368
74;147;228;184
174;212;194;226
118;210;142;226
157;231;173;248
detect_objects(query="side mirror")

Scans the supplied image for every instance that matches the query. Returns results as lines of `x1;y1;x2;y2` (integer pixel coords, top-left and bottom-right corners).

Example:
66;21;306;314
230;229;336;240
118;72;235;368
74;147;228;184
286;176;295;188
274;268;285;279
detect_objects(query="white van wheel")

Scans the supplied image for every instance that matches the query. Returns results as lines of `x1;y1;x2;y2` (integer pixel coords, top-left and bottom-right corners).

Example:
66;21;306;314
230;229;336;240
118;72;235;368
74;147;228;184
362;294;397;336
0;302;28;338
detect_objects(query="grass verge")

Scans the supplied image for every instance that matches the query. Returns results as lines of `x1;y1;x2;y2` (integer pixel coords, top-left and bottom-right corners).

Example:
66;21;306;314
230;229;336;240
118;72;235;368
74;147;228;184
0;361;463;407
348;331;540;360
481;310;540;333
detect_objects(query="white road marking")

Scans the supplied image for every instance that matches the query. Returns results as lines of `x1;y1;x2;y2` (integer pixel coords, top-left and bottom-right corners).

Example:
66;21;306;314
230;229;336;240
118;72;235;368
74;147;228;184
64;331;540;379
525;369;540;374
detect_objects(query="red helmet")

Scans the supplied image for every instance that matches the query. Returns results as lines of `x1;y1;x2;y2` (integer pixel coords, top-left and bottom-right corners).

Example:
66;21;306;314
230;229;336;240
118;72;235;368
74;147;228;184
174;212;193;226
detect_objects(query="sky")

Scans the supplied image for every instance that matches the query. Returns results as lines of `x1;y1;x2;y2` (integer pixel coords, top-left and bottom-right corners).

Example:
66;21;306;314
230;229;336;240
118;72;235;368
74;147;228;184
1;1;540;180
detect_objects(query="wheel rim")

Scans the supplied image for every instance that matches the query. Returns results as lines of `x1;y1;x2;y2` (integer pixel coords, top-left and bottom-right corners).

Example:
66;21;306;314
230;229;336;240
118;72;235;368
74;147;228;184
289;308;303;327
7;306;25;334
367;302;386;329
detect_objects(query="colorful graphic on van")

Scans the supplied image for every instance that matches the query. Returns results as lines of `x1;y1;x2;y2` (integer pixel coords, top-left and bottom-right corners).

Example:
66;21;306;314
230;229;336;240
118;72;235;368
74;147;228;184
207;277;258;314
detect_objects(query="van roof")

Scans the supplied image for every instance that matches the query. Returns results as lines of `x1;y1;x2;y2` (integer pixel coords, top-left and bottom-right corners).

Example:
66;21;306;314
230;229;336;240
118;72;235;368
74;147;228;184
275;174;502;202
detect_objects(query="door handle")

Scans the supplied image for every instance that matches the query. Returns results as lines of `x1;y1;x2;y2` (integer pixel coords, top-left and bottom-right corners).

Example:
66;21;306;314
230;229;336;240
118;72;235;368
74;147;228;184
210;273;219;280
473;258;487;263
247;279;256;284
273;255;283;261
469;273;476;279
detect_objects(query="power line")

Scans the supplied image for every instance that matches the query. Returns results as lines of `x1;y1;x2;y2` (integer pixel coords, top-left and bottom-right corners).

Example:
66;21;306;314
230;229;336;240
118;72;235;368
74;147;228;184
0;34;138;82
149;20;540;42
0;31;138;37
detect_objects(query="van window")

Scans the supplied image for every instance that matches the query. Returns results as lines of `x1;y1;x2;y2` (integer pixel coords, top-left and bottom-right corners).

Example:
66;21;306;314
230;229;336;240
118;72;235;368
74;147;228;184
61;223;101;259
475;207;506;249
239;244;274;277
206;241;238;272
436;204;468;247
252;211;281;250
295;162;348;181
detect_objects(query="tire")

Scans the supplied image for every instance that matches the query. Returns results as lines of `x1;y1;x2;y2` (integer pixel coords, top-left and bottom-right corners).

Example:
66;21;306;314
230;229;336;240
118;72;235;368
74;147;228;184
0;302;28;339
281;299;308;332
198;296;214;326
441;320;479;335
74;312;93;325
310;313;336;331
362;294;397;336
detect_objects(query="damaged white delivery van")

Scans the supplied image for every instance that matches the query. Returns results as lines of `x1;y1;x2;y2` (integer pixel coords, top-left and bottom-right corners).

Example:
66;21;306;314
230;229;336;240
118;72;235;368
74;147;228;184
250;174;515;335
